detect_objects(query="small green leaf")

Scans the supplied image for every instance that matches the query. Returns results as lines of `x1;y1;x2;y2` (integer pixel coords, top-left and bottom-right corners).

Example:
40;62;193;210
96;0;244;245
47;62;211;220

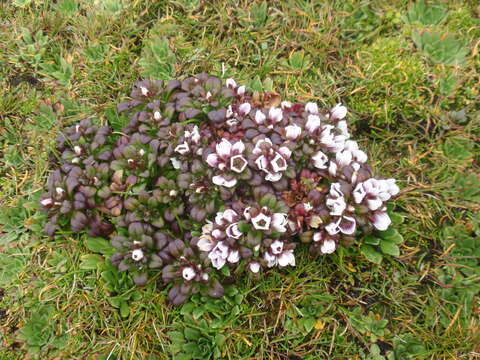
360;244;383;264
168;331;185;343
192;307;205;320
390;212;404;225
120;301;130;318
184;327;200;341
301;317;316;333
220;265;230;277
79;254;104;270
251;1;268;26
215;333;226;347
380;240;400;257
443;137;474;161
403;1;447;25
84;237;114;255
379;229;404;244
180;302;196;315
364;235;380;245
139;38;176;80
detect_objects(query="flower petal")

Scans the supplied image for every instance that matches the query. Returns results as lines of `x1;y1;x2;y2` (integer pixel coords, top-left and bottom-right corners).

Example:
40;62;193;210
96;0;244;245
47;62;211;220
269;107;283;123
278;250;295;267
339;215;356;235
305;102;318;114
306;114;321;132
372;211;391;231
255;110;266;124
206;153;220;168
331;103;347;120
216;139;232;158
231;140;245;154
227;250;240;263
197;236;215;252
320;239;336;254
239;102;251;115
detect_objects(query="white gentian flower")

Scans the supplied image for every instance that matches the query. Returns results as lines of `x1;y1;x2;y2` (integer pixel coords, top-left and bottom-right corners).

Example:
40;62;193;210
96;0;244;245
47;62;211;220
226;105;234;118
237;85;246;96
185;125;201;144
330;103;347;120
328;161;337;176
170;157;181;169
222;209;237;222
325;220;340;235
131;249;144;261
385;179;400;196
271;240;283;254
255;155;268;171
212;175;237;188
265;172;282;182
197;236;215;252
353;183;367;204
249;262;260;273
338;215;356;235
344;140;367;163
337;120;349;138
255;110;266;124
74;146;82;155
269;107;283;123
55;187;65;196
175;142;190;155
320;239;336;254
227;250;240;263
216;138;232;157
336;150;353;167
305;102;318;114
238;102;251;115
154;111;162;120
371;211;391;231
208;241;229;269
226;223;242;239
306;114;321;133
312;151;329;169
271;153;288;173
264;251;277;267
285;124;302;140
252;138;272;155
41;198;53;206
272;213;288;233
252;212;272;231
230;155;248;173
278;250;295;267
182;267;196;281
140;86;149;96
326;196;347;216
226;78;237;88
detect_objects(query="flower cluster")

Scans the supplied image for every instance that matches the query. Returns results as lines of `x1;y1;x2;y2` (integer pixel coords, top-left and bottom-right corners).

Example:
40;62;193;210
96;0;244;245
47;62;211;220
41;74;399;305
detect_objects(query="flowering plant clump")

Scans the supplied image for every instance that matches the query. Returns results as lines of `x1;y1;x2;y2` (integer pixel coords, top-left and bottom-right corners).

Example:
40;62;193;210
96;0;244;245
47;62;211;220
40;74;399;305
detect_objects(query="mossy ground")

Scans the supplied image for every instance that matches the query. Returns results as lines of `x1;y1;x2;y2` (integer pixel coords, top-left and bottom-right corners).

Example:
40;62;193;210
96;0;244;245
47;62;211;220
0;1;479;359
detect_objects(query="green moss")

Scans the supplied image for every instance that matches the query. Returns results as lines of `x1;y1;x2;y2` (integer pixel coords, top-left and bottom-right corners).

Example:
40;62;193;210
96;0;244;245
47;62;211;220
346;37;427;126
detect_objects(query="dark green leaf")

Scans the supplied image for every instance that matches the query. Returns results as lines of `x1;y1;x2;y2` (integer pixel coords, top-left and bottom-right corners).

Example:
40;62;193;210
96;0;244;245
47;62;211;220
360;245;383;264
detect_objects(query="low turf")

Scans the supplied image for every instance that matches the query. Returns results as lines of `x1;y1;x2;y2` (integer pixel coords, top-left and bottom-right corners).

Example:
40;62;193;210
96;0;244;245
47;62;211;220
0;0;479;359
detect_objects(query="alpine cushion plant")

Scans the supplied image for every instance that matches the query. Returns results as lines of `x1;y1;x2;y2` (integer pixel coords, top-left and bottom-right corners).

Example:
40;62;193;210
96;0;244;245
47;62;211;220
40;74;400;305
